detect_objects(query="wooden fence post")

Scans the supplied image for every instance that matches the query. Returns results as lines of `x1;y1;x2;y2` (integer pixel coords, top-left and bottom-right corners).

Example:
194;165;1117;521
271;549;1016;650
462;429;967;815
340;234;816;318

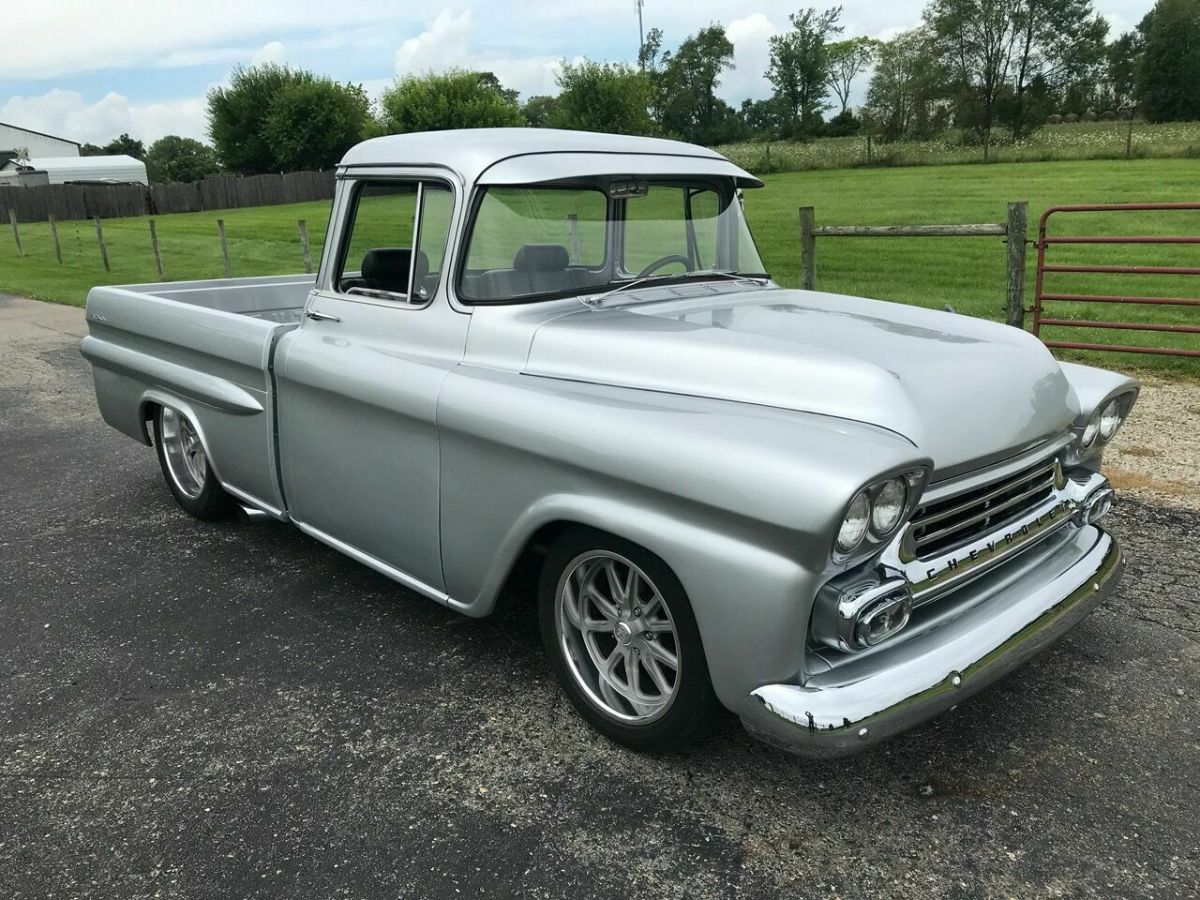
799;206;816;290
94;216;110;272
149;219;164;279
217;218;231;277
297;219;312;274
566;213;582;264
8;210;22;257
48;214;62;264
1005;201;1028;328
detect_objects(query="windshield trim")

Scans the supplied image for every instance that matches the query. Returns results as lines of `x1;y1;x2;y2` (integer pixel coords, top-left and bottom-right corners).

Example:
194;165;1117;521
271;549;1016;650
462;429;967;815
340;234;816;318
453;178;766;307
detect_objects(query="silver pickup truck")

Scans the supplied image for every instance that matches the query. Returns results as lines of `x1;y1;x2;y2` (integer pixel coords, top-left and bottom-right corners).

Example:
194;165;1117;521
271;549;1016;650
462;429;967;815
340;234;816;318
82;128;1136;757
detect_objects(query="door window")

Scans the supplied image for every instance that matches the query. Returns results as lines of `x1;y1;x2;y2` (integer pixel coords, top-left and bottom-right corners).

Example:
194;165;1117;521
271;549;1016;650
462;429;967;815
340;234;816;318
336;180;454;303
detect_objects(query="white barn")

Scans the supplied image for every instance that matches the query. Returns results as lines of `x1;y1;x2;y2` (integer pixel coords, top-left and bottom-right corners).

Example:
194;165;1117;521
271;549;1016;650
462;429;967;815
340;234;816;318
0;155;148;185
0;122;80;160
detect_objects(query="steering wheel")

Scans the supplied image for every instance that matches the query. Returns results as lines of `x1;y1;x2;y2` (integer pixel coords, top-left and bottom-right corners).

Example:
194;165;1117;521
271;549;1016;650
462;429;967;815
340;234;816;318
637;254;692;278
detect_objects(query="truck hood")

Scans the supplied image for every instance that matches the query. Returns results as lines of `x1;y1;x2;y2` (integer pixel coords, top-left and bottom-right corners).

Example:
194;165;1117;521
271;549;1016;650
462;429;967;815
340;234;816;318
523;288;1077;475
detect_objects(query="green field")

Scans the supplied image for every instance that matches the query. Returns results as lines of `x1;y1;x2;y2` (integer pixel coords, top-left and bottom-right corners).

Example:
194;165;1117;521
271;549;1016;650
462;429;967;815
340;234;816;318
1;157;1197;372
718;120;1200;175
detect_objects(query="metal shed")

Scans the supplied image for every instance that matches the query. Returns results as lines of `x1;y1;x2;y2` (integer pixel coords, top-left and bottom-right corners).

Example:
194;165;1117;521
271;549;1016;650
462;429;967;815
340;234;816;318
0;154;148;185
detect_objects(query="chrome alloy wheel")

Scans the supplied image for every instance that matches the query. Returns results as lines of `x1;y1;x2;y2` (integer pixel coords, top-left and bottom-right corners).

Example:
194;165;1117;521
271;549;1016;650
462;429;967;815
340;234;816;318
556;550;681;724
159;408;208;500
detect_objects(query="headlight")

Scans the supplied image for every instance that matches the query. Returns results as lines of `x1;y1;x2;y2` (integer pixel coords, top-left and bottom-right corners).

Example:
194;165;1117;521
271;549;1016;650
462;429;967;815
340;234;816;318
870;478;907;537
1081;410;1100;448
1099;398;1123;440
837;490;871;553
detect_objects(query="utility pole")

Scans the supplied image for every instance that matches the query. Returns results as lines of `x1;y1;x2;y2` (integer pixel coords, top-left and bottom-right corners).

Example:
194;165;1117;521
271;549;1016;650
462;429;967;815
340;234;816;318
636;0;645;64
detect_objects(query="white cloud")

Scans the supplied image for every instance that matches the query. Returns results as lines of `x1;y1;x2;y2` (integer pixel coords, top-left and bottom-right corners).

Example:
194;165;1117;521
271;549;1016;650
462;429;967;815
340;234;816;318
392;9;566;99
0;0;412;78
1;89;208;145
395;9;475;73
251;41;287;68
719;13;780;105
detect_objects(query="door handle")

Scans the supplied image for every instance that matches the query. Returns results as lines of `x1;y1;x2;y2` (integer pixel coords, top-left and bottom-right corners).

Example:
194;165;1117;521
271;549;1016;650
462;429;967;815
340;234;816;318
305;309;340;323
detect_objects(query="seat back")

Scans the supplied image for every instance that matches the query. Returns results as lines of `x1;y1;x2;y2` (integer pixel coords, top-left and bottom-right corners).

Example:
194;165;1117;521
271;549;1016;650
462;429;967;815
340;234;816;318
361;248;414;295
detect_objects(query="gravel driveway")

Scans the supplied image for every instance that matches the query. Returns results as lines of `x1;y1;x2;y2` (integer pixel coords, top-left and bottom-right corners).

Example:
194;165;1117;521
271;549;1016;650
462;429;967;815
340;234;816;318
2;294;1198;899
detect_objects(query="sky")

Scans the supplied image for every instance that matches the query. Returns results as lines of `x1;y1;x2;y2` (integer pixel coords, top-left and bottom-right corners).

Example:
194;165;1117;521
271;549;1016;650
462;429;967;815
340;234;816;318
0;0;1156;148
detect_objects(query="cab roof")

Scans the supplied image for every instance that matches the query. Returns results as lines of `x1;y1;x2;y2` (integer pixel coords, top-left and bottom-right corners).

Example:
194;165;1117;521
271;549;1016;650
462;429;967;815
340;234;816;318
338;128;762;188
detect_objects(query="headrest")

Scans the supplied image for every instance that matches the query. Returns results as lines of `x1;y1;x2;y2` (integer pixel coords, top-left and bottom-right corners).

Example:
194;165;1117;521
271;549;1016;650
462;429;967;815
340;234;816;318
514;243;570;272
361;248;413;282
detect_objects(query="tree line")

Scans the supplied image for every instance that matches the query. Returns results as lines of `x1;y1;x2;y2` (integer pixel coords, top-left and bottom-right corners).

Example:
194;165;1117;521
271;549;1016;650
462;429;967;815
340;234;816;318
80;0;1199;181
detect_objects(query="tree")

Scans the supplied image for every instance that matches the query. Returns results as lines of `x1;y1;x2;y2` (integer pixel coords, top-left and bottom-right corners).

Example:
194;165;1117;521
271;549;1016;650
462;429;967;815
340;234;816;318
638;27;664;71
864;28;947;140
144;135;220;183
81;133;146;158
208;64;311;174
1104;30;1143;109
925;0;1108;150
1138;0;1200;122
521;95;561;127
658;25;737;143
766;7;844;137
738;97;788;139
264;78;373;171
379;70;524;134
552;60;656;135
826;37;876;115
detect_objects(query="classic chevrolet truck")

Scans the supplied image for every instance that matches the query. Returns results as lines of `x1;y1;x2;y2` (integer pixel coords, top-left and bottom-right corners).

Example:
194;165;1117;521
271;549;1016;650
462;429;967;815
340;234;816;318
82;129;1136;756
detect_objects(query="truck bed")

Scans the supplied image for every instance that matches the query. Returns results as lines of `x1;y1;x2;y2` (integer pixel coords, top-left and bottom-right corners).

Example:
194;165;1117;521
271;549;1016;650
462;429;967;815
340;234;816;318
111;273;314;324
81;274;315;516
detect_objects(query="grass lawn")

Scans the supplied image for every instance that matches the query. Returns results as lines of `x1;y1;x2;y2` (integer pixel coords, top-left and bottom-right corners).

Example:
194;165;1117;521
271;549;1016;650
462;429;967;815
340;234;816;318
745;158;1200;373
718;120;1200;174
1;156;1197;373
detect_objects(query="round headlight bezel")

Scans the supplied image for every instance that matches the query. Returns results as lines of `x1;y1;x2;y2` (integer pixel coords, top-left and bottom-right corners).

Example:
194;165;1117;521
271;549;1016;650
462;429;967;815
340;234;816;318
836;489;871;554
869;478;908;538
833;470;926;563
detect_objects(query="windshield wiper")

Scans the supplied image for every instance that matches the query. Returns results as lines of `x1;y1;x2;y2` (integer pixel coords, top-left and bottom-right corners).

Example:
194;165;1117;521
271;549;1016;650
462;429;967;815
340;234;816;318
579;269;770;309
577;275;675;308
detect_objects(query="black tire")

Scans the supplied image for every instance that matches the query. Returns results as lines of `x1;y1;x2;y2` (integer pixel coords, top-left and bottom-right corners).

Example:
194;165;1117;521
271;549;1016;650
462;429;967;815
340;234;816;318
152;406;235;520
538;526;725;752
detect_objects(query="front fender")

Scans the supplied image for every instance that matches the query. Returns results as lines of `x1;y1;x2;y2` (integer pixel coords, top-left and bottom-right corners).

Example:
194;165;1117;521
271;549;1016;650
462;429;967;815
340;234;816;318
437;367;929;708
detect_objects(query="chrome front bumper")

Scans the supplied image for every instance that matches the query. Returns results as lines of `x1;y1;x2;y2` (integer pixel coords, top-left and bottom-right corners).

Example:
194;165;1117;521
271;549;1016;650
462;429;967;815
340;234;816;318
739;524;1122;757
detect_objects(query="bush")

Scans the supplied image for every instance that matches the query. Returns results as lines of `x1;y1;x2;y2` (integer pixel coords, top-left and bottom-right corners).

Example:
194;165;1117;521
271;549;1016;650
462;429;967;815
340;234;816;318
552;60;656;135
144;136;220;184
263;79;372;171
379;70;523;133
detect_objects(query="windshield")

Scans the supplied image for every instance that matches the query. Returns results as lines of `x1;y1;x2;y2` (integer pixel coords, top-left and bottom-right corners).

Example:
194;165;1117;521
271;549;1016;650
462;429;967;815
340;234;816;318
458;178;767;304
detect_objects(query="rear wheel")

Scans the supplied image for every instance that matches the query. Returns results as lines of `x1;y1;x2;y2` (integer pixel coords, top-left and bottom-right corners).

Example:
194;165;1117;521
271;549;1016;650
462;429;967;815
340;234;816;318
152;406;234;520
539;527;724;752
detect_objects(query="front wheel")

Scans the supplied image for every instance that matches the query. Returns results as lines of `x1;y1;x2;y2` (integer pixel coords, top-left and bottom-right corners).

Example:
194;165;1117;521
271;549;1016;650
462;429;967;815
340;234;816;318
539;527;725;752
152;406;234;520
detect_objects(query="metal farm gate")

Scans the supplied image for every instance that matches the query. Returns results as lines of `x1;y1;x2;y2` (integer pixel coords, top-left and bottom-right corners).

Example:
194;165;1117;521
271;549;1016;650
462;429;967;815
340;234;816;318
1032;202;1200;359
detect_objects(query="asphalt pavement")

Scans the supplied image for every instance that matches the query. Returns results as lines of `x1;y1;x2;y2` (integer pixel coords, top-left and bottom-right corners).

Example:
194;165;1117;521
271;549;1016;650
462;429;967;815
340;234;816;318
1;294;1198;899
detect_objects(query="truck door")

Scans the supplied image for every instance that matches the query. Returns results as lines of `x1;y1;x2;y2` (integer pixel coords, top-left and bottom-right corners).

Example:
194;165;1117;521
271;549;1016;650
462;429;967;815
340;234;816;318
273;175;466;595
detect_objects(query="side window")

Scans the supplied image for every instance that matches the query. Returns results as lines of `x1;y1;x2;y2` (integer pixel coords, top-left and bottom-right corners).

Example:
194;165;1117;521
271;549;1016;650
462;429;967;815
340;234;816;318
687;189;721;271
336;180;453;302
413;184;453;301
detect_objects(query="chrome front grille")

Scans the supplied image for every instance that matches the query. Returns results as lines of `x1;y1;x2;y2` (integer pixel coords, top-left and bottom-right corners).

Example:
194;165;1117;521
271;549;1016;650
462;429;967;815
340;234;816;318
910;458;1059;560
